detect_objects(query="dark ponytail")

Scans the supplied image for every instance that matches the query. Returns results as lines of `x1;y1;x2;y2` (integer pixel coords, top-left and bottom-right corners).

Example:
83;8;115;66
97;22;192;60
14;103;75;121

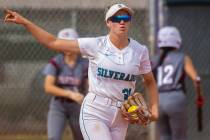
152;47;174;77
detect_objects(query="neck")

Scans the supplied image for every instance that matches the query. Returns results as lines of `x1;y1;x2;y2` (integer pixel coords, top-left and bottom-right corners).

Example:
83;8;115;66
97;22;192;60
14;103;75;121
109;33;129;50
64;55;77;67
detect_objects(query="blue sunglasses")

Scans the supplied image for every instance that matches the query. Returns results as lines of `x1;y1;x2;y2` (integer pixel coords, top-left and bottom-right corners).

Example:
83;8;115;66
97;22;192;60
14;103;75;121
110;15;131;23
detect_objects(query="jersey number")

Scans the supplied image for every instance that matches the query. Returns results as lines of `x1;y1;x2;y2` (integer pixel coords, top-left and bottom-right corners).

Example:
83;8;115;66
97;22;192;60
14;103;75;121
157;65;174;86
122;88;131;100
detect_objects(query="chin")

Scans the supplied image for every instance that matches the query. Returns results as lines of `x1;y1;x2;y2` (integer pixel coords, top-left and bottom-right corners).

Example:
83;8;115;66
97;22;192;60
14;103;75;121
118;31;128;36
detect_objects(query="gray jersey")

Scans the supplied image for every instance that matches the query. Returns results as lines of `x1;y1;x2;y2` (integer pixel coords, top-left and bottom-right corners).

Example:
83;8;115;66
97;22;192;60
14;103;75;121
43;54;88;140
152;51;186;92
42;54;88;94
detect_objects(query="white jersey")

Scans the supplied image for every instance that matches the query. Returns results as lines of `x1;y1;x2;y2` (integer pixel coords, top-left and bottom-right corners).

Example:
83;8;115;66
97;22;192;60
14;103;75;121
78;35;151;101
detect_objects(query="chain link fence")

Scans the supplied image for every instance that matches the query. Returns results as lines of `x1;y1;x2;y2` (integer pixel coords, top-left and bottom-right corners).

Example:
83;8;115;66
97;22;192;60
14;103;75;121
0;4;150;140
1;2;210;140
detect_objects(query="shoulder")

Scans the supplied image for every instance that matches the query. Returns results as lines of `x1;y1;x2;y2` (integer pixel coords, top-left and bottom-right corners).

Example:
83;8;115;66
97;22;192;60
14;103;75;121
77;36;108;52
94;36;108;46
51;54;63;60
129;38;149;54
51;54;64;62
49;54;64;68
184;54;192;63
78;36;106;45
170;50;185;58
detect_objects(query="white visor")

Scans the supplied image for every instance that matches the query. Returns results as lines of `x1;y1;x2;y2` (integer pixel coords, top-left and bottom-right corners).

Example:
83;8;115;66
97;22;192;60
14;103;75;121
105;4;134;21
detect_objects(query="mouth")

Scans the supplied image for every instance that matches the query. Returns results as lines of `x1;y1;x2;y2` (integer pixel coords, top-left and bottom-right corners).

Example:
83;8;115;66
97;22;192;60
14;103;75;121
119;26;127;31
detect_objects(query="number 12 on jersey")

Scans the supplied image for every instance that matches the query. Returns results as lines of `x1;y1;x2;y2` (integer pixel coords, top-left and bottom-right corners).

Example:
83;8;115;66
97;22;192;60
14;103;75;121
157;65;174;86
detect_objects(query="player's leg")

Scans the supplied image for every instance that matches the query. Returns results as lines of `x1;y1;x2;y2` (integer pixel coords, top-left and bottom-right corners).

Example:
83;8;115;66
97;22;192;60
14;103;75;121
168;91;187;140
79;94;116;140
157;94;171;140
110;108;129;140
67;103;83;140
170;116;187;140
79;100;112;140
110;124;128;140
47;98;66;140
157;112;171;140
80;119;112;140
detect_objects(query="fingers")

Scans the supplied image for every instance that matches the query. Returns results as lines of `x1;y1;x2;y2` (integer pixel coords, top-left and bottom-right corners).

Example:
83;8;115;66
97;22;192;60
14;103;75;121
127;113;139;124
4;9;15;18
71;92;84;104
136;107;152;126
133;93;142;106
4;9;15;22
128;92;145;106
122;100;131;110
4;9;20;23
4;9;13;14
121;105;127;113
4;14;12;22
135;92;148;107
128;96;136;105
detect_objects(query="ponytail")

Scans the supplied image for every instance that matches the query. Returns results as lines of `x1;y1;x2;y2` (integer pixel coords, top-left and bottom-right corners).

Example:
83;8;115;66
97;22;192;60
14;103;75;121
152;47;174;77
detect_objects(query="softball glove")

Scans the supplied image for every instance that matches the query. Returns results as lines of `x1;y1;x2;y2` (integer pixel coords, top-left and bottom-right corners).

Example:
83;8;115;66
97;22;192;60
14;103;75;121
121;92;152;126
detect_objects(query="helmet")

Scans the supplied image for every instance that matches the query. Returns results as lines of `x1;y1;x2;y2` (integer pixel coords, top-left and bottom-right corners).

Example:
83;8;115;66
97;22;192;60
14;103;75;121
157;26;182;49
57;28;78;40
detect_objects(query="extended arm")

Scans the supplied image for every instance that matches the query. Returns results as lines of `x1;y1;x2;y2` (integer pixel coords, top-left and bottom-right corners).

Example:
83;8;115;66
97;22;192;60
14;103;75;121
4;9;80;54
184;55;202;97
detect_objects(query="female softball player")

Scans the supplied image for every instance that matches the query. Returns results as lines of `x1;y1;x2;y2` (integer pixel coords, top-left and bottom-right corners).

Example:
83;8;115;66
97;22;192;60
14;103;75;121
43;28;88;140
152;26;204;140
4;3;159;140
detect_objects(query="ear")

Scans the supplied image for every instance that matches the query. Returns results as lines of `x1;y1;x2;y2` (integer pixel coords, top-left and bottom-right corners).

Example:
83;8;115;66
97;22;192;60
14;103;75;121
106;20;111;28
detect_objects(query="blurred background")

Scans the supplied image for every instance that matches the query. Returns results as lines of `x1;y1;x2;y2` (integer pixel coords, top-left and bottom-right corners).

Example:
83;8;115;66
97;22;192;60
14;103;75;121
0;0;209;140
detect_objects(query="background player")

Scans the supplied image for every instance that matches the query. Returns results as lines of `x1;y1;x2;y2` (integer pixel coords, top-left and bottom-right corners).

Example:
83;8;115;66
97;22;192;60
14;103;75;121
42;28;88;140
152;26;204;140
4;3;158;140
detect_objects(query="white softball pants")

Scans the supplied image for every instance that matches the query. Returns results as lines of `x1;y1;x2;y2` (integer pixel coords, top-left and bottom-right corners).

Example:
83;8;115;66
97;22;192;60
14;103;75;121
79;92;128;140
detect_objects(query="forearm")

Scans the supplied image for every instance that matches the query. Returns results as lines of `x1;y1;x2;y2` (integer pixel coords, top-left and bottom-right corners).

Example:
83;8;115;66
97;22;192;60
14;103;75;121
23;19;57;50
4;10;80;53
45;85;77;99
143;75;159;121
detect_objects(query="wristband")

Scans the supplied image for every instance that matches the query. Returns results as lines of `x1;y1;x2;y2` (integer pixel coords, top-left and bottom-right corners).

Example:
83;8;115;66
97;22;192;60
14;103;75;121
195;76;201;82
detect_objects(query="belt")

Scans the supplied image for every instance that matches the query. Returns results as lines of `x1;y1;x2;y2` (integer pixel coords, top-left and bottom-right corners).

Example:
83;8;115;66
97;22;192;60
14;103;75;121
88;93;123;108
55;96;74;103
159;89;183;94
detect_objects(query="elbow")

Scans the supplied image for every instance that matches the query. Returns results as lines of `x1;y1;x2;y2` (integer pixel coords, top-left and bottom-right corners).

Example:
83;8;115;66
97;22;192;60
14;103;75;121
150;112;159;122
46;41;57;50
45;37;58;50
150;105;159;122
44;84;52;95
44;87;50;95
152;114;159;121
